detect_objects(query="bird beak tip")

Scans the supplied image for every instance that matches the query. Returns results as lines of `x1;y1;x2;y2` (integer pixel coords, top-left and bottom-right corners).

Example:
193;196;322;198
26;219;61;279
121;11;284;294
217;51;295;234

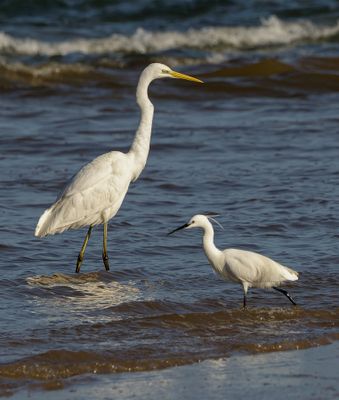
170;71;203;84
167;223;189;236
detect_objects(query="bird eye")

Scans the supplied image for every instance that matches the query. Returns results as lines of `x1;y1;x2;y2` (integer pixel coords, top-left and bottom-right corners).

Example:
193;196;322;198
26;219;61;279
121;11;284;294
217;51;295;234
162;69;170;74
192;220;195;224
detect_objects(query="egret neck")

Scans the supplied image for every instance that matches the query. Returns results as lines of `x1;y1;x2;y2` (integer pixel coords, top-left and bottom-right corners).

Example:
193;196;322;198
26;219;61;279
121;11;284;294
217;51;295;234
129;71;155;181
202;220;223;272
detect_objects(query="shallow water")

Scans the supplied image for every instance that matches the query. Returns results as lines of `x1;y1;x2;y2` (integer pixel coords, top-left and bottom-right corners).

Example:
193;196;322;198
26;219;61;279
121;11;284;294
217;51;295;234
8;341;337;400
0;0;339;397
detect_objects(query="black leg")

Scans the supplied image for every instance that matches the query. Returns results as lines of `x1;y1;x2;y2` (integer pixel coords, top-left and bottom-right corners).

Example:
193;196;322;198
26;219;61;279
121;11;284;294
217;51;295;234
242;283;249;309
273;286;297;306
76;225;92;273
102;222;110;271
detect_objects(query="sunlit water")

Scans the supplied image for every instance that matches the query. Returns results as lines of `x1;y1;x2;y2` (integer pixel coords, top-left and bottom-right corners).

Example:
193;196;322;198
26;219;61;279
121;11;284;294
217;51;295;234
0;0;339;396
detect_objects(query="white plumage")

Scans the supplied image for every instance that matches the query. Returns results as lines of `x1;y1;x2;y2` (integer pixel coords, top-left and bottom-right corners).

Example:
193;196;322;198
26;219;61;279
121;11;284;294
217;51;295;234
35;63;203;272
168;214;299;307
35;152;131;236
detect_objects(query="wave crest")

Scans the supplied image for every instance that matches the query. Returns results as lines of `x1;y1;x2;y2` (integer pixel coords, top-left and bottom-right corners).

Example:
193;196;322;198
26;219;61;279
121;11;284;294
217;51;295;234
1;16;339;57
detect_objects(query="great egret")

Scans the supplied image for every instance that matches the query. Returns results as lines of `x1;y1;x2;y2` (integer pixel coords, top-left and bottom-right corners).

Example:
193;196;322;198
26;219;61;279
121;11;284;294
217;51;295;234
168;214;299;308
35;63;203;273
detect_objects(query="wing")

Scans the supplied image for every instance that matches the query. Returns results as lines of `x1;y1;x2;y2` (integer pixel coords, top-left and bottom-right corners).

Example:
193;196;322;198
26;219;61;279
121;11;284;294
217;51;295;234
60;151;125;197
224;249;294;287
35;151;132;236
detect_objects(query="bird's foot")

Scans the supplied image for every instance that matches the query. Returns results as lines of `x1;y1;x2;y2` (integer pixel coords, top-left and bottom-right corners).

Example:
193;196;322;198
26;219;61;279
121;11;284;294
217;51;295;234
75;254;83;273
287;293;297;306
243;295;247;309
102;254;110;271
273;286;297;306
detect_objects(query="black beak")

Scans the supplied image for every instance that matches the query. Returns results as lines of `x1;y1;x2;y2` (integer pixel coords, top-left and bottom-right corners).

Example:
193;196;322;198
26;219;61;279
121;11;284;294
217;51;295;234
167;223;189;236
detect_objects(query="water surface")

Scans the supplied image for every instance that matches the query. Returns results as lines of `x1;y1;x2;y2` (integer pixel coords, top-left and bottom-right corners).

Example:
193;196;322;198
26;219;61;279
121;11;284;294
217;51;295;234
0;0;338;396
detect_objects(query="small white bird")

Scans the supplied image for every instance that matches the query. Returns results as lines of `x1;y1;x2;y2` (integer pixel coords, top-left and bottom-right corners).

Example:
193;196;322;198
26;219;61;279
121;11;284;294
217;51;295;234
168;214;299;307
35;63;203;273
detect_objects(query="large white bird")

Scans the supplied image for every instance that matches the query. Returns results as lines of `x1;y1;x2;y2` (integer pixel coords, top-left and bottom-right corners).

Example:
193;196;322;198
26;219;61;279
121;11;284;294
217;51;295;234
168;214;299;307
35;63;203;273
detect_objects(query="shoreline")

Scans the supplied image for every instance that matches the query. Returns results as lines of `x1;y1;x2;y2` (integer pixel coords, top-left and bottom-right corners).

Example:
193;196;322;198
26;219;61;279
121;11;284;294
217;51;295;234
9;340;339;399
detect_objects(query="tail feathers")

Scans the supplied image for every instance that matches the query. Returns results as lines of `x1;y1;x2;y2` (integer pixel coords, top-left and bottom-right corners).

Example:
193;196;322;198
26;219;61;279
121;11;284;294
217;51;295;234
35;200;72;237
35;205;59;237
282;266;299;281
35;199;102;237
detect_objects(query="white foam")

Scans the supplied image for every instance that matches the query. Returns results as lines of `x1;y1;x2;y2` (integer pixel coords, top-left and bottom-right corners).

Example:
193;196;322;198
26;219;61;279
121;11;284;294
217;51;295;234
27;274;141;319
1;16;339;57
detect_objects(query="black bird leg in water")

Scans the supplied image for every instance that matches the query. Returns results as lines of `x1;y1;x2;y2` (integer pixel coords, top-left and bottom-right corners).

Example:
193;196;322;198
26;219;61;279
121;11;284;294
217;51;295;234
102;222;110;271
76;225;92;273
243;294;247;309
273;286;297;306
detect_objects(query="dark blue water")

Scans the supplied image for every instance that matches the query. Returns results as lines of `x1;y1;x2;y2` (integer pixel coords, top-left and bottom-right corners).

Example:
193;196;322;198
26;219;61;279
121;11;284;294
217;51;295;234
0;1;338;397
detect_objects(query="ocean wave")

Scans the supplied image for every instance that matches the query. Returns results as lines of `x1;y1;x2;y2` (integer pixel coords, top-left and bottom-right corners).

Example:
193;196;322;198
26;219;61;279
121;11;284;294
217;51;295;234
2;56;339;96
1;16;339;57
0;315;337;380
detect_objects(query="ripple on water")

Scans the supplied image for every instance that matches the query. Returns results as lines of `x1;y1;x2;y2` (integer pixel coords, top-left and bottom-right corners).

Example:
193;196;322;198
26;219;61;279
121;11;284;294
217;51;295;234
25;272;141;313
0;306;337;386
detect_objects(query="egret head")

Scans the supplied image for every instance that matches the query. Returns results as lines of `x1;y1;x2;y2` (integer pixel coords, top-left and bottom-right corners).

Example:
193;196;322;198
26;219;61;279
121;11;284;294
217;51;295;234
185;214;208;229
168;214;220;235
143;63;203;83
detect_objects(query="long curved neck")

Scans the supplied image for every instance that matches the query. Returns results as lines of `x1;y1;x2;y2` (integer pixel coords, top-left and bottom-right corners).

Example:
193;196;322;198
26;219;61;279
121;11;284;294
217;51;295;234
129;73;155;181
202;221;221;266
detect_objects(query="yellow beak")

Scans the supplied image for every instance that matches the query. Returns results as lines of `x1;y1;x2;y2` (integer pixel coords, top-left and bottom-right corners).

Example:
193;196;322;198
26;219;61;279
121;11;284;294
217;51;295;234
169;70;203;83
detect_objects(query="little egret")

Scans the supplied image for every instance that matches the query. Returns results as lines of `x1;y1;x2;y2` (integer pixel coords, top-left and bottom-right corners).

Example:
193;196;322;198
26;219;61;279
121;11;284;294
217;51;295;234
35;63;203;273
168;214;299;308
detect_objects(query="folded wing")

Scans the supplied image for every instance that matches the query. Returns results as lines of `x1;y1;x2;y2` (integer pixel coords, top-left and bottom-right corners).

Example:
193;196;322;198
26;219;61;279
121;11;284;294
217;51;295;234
35;151;132;237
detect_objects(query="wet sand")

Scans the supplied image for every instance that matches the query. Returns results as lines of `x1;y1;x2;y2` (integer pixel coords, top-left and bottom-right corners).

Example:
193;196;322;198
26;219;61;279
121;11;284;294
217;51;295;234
6;341;338;399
